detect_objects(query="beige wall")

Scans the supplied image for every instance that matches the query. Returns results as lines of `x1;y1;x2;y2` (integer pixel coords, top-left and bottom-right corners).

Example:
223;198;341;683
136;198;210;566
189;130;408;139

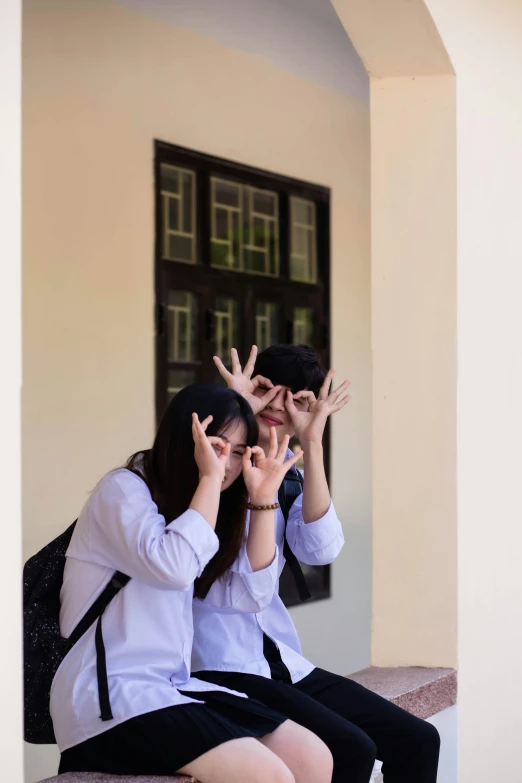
333;0;457;669
425;1;522;780
370;74;457;667
335;0;522;779
365;0;522;775
23;1;370;777
1;1;23;781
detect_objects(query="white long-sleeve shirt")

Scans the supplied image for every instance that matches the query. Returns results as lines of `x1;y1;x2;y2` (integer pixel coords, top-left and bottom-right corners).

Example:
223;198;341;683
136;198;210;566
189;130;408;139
50;469;251;752
191;477;344;683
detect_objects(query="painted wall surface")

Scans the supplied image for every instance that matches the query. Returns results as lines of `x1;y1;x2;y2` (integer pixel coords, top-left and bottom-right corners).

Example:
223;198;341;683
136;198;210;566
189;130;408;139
370;74;457;667
22;1;370;779
424;1;522;780
334;0;522;778
331;0;457;671
1;1;23;781
115;0;369;100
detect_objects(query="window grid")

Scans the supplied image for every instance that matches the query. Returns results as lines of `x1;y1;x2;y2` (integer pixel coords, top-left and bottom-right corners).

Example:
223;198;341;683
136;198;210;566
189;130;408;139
290;197;317;283
255;302;279;351
211;177;279;276
214;298;238;364
161;164;197;264
167;291;197;363
293;307;314;345
155;142;331;609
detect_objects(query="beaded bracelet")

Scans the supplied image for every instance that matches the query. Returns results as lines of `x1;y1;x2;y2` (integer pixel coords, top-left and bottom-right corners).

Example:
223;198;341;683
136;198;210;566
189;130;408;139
247;502;280;511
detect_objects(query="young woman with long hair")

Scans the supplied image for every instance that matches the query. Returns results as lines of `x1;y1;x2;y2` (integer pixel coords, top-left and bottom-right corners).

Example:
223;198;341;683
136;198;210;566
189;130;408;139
51;384;333;783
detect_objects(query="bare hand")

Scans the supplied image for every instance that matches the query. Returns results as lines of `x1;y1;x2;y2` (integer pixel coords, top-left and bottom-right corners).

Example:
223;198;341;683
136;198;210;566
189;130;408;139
213;346;281;415
285;369;351;445
242;427;303;506
192;413;231;483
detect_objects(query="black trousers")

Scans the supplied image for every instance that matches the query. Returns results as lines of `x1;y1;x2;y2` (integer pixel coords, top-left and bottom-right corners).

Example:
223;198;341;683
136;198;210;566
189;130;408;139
197;668;440;783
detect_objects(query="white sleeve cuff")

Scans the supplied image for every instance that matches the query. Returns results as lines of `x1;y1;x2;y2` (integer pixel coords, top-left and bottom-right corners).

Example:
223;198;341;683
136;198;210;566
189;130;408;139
292;500;342;554
166;509;219;575
231;544;280;604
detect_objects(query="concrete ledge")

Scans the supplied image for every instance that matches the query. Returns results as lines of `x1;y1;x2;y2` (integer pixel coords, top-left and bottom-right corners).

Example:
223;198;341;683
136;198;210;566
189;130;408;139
40;774;195;783
348;666;457;720
39;669;456;782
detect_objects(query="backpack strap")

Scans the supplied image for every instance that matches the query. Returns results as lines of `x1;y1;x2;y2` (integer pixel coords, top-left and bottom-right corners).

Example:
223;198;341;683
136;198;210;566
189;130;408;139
68;571;130;645
62;468;147;723
278;470;311;602
68;570;130;721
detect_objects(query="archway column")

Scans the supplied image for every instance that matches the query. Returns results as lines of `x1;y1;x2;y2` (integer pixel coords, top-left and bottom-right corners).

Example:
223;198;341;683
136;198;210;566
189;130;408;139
334;2;522;780
0;0;23;781
332;0;457;670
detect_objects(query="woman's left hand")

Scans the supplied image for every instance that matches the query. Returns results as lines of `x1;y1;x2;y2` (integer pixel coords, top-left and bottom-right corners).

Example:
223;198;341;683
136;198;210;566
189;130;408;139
285;369;351;446
242;428;302;506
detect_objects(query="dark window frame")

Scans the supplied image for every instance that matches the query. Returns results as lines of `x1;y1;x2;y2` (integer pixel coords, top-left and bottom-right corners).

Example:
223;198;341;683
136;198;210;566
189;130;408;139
154;140;332;606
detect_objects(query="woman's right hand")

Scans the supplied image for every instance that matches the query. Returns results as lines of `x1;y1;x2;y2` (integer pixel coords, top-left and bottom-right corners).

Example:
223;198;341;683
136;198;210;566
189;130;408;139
242;428;302;505
213;346;282;415
192;413;231;484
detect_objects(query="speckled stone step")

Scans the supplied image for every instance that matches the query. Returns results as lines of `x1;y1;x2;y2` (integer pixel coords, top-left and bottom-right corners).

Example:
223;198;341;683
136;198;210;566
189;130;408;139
348;666;457;719
38;669;457;783
40;773;196;783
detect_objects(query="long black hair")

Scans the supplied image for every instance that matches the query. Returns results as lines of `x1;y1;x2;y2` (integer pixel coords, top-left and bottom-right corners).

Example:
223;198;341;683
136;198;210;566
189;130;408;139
126;383;258;597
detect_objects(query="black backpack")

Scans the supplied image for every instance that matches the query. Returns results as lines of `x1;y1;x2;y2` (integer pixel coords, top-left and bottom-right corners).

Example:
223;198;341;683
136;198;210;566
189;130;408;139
23;521;130;744
278;468;311;602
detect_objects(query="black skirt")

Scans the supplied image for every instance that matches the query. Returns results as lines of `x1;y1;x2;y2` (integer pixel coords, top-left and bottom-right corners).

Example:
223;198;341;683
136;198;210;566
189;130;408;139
59;690;288;776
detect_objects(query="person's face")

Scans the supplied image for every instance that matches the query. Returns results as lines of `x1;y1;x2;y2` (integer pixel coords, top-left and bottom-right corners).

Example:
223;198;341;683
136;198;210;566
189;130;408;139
252;384;309;444
210;420;248;491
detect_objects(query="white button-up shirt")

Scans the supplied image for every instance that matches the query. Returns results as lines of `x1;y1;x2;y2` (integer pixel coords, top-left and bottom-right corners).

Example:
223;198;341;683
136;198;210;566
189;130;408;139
192;478;344;684
50;469;252;752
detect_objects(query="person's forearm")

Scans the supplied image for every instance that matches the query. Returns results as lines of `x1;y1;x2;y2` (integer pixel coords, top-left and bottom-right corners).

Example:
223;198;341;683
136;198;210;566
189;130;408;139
301;440;331;522
246;509;277;571
189;475;222;529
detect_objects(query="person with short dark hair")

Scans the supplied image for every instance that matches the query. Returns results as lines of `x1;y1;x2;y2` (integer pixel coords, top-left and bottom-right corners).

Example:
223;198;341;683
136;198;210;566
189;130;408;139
193;347;440;783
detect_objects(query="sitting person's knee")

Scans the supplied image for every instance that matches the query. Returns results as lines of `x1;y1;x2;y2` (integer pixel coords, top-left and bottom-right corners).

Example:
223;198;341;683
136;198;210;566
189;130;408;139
248;742;297;783
357;732;377;766
327;726;376;774
412;718;440;759
422;721;440;751
304;732;334;783
269;758;296;783
272;722;333;783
